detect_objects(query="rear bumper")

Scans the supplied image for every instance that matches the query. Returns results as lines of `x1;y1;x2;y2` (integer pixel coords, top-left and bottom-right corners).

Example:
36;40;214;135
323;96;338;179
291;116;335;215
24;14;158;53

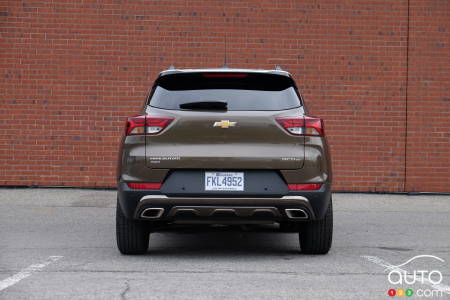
136;195;314;224
117;182;331;224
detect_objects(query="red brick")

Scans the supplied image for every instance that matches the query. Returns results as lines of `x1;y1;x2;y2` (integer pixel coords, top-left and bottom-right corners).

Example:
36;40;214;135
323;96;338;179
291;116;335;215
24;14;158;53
0;0;448;192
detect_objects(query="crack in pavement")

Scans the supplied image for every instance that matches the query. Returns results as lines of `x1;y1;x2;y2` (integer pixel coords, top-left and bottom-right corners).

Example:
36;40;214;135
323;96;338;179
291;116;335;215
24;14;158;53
120;281;130;300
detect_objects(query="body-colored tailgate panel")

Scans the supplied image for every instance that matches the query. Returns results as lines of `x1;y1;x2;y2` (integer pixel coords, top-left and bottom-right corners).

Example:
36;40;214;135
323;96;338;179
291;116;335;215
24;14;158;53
145;108;304;170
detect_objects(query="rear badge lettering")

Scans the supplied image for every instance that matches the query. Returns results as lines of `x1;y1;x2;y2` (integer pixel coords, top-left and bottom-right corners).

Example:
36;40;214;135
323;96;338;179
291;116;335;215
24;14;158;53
148;156;180;161
148;156;181;164
281;157;302;161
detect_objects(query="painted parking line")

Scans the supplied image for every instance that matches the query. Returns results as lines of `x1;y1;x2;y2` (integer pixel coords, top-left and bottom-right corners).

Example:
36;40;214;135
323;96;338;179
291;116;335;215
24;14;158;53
0;256;63;292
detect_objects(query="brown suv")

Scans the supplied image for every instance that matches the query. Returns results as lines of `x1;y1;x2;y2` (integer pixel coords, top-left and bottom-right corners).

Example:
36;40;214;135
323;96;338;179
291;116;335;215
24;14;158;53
116;68;332;254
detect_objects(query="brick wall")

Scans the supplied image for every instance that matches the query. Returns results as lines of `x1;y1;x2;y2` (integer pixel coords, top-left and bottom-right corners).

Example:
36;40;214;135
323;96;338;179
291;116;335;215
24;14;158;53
0;0;448;192
405;0;450;192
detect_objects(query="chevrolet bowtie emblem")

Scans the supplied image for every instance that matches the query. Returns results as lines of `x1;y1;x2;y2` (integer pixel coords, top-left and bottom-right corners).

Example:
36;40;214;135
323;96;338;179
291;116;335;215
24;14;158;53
213;120;237;129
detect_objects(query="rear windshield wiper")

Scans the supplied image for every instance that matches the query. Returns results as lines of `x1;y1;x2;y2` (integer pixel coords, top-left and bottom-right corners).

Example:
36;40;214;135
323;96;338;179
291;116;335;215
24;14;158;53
179;101;227;110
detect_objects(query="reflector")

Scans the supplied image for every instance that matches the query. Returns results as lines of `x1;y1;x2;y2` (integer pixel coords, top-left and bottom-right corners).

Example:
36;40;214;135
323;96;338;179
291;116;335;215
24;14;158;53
127;183;162;189
287;183;322;191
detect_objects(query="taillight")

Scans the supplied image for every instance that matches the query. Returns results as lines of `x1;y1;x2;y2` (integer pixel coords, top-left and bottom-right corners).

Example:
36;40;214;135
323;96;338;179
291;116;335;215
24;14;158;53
125;115;173;136
287;183;322;191
276;116;324;136
127;183;162;189
126;115;146;135
145;117;173;134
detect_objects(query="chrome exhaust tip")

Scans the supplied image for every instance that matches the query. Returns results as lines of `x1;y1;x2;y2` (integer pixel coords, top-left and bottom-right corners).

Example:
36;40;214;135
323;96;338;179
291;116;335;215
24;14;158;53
285;208;309;219
140;208;164;219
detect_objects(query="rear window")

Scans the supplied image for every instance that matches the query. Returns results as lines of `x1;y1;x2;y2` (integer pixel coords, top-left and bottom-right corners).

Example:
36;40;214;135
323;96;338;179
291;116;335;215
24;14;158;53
148;73;302;111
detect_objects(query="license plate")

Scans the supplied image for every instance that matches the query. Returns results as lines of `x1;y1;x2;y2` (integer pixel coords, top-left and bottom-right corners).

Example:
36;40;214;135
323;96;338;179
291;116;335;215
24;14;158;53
205;172;244;191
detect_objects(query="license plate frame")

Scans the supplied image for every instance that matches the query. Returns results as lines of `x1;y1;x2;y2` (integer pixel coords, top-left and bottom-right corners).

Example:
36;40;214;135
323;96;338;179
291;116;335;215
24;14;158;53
204;172;244;191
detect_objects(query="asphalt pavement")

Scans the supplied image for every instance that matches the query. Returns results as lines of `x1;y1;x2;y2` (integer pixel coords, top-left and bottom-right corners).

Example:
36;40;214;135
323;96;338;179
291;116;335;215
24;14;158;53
0;188;449;299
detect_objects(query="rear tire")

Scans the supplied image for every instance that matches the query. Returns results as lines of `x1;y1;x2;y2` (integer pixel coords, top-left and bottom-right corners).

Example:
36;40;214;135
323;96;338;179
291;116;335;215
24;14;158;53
116;200;149;255
299;198;333;254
